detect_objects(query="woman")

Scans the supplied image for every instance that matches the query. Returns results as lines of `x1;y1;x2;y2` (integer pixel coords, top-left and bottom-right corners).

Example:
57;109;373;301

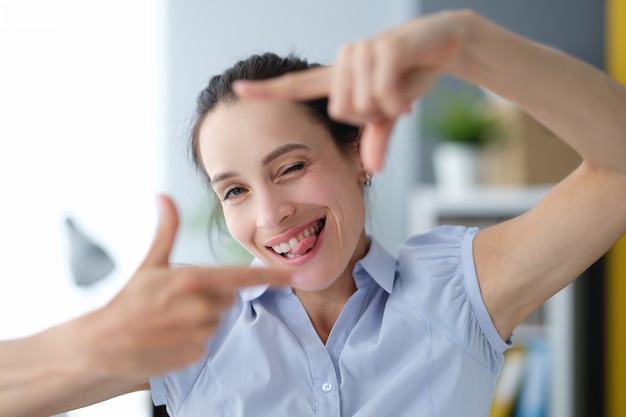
10;9;625;417
150;9;626;417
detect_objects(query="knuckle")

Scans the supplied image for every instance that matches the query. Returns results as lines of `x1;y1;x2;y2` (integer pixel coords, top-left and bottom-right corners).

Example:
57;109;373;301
329;98;350;121
372;37;390;56
371;84;403;119
372;74;393;99
336;43;355;61
188;299;215;321
352;41;369;59
173;268;209;293
352;100;376;119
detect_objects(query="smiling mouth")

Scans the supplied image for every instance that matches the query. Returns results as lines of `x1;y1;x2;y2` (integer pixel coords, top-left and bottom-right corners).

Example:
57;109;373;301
269;219;325;258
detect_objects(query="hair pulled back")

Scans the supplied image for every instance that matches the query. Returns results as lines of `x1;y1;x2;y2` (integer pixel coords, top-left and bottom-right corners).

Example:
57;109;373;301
190;52;360;181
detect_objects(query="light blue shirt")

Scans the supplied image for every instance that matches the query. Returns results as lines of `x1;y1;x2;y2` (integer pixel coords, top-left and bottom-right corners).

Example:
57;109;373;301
150;225;510;416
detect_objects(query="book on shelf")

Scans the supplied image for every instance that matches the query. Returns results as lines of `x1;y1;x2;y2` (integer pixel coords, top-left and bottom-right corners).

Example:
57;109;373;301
515;338;550;417
489;338;550;417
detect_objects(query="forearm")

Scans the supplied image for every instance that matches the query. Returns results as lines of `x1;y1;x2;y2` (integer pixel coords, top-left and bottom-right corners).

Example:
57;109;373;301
453;11;626;174
0;312;143;417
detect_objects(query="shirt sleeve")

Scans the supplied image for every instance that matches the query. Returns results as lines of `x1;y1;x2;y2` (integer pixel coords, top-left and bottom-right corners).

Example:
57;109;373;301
397;225;510;372
149;376;166;406
149;358;210;414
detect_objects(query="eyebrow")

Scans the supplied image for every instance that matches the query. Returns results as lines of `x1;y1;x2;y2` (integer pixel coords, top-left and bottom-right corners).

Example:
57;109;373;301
262;143;311;165
210;143;311;186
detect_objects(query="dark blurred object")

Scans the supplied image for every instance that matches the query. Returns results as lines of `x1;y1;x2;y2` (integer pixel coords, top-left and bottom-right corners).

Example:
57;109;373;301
154;405;169;417
65;217;115;286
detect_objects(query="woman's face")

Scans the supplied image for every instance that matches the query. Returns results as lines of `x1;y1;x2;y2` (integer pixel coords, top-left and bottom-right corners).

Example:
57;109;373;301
199;99;369;291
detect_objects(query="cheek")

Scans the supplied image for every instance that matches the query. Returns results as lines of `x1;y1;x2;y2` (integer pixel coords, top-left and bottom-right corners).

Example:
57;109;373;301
297;171;348;205
298;181;335;204
300;174;365;220
223;208;253;247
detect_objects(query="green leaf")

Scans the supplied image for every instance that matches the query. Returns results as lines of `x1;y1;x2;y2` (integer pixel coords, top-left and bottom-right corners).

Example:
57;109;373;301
424;88;499;147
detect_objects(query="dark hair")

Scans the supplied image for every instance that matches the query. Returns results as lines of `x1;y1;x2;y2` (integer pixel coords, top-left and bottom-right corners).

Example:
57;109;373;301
189;52;361;263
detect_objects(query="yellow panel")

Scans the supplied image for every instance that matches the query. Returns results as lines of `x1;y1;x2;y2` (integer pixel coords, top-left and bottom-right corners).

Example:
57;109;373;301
606;1;626;416
607;237;626;417
607;0;626;83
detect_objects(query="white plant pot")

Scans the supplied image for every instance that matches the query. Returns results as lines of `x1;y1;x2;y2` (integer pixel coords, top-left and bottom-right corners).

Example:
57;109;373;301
433;142;481;194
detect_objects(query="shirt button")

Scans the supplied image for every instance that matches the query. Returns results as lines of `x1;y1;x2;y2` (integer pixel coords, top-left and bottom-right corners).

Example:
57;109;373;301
321;382;334;393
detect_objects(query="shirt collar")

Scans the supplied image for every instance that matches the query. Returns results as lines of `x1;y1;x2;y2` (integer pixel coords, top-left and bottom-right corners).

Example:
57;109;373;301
239;237;397;302
353;237;397;294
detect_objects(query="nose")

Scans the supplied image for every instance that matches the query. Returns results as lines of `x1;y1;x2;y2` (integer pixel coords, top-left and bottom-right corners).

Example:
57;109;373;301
255;186;295;230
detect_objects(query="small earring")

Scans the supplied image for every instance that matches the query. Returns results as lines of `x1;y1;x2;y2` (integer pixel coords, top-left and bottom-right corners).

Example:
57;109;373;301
364;173;372;187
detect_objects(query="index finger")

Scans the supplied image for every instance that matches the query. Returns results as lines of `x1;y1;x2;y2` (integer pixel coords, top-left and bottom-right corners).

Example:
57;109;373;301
233;66;332;101
182;266;293;292
360;119;396;172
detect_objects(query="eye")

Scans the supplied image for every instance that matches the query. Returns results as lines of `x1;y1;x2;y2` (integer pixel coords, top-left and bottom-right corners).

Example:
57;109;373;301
223;186;247;201
280;161;306;176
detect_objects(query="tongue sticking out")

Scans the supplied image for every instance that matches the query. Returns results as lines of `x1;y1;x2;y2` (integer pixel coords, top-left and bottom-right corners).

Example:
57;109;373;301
290;236;317;256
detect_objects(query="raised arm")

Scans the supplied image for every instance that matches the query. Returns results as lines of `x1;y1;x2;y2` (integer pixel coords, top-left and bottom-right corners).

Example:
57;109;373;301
446;12;626;340
0;195;291;417
234;10;626;340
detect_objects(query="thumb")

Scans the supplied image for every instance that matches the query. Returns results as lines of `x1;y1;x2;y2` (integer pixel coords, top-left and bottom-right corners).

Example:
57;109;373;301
360;119;396;173
140;194;180;268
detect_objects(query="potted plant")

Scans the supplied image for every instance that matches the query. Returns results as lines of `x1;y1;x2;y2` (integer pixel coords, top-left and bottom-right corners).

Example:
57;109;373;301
425;87;500;193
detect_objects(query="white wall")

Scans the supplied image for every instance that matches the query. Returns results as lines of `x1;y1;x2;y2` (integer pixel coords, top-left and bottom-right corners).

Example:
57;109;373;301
0;0;161;415
162;0;421;261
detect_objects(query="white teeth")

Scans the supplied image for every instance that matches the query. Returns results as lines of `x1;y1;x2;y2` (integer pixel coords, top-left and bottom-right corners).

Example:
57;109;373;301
270;222;323;255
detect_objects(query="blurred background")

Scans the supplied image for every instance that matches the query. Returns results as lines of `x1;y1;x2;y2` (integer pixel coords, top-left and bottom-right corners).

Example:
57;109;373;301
0;1;623;416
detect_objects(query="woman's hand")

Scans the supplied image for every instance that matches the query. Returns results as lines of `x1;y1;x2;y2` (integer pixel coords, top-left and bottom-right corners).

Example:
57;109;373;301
80;195;291;380
233;10;470;172
1;194;291;417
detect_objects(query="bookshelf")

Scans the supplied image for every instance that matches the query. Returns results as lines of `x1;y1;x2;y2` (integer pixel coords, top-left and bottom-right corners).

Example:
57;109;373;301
408;185;574;417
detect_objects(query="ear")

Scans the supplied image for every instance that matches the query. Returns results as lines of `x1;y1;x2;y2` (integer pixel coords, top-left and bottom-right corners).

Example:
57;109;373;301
355;136;371;187
357;166;372;187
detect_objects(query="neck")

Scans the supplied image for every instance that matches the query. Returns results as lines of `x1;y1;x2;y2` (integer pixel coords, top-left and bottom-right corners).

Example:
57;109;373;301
294;232;370;344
